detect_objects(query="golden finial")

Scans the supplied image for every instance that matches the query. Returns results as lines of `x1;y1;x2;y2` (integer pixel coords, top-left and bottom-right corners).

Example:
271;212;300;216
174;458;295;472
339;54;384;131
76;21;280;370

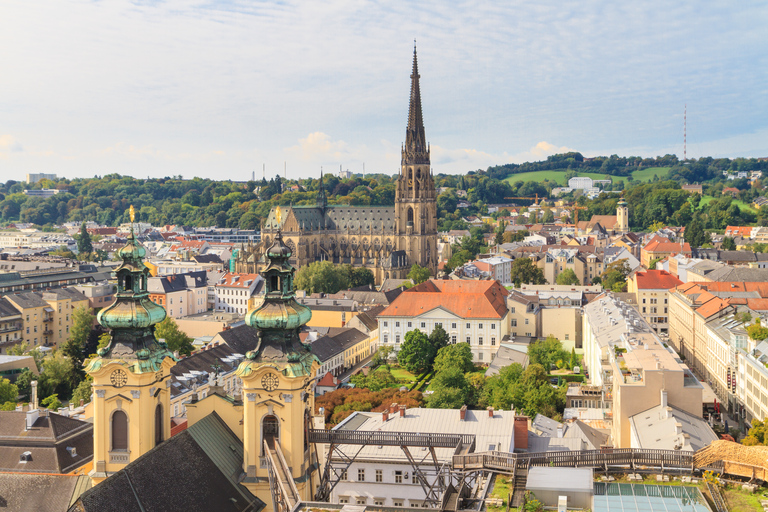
129;205;135;223
275;206;282;225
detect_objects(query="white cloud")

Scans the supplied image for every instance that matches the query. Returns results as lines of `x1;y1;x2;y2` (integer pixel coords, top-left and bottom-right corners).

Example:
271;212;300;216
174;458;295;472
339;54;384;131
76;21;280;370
284;132;364;165
0;135;23;158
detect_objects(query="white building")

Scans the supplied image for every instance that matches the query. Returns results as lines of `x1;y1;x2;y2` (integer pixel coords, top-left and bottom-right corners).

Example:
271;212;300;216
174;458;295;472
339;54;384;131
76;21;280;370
328;407;517;508
214;273;263;315
378;280;510;364
473;256;513;284
26;173;57;184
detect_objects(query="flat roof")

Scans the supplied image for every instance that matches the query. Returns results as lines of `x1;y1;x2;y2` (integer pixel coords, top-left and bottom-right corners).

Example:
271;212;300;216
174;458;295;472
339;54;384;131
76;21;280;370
526;467;593;493
593;483;709;512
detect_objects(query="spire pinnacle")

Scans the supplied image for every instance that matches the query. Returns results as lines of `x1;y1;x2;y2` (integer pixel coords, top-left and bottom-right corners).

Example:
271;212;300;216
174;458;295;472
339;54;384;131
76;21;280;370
405;45;427;159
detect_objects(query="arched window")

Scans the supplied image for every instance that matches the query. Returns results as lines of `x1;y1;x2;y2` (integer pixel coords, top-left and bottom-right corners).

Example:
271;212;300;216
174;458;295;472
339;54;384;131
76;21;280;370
124;275;132;291
155;404;163;446
262;414;279;453
112;410;128;451
407;208;414;225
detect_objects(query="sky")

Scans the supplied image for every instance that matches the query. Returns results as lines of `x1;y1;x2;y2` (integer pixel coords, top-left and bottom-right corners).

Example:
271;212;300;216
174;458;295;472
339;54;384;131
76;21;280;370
1;1;767;181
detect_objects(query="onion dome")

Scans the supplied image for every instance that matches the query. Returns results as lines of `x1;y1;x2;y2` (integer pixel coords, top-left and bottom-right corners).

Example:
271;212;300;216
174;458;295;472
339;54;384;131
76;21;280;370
246;298;311;331
90;219;174;369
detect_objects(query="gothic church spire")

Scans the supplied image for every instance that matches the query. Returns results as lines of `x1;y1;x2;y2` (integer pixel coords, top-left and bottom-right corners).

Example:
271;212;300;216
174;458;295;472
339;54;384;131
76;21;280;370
403;43;429;164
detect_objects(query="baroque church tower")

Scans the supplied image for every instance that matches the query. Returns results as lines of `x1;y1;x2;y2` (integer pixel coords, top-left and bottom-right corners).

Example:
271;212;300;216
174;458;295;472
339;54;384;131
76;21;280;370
236;231;320;509
396;46;438;274
86;210;176;485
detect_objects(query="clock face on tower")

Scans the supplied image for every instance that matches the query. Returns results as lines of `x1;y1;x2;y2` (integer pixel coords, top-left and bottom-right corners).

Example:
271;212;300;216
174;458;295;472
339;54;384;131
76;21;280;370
110;369;128;388
261;373;279;392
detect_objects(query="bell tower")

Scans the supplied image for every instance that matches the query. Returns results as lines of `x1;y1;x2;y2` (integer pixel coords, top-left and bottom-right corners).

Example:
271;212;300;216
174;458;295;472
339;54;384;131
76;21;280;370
395;44;438;275
617;195;629;234
237;230;320;510
86;208;176;485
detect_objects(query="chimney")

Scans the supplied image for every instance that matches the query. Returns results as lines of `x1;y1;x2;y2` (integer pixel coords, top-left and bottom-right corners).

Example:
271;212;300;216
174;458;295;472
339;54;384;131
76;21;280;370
80;399;84;407
556;425;564;438
25;408;40;431
460;405;467;421
488;407;494;418
382;410;389;422
660;390;668;409
389;403;397;415
675;422;683;435
31;380;38;410
399;405;406;417
514;416;529;450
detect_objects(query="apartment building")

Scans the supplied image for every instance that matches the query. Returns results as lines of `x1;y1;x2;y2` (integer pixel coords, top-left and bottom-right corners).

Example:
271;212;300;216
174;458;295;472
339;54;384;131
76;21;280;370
472;256;513;284
214;273;262;315
378;280;509;364
534;248;604;286
4;288;89;348
0;298;23;353
148;271;208;319
582;293;704;448
627;270;682;334
640;236;691;267
307;327;371;377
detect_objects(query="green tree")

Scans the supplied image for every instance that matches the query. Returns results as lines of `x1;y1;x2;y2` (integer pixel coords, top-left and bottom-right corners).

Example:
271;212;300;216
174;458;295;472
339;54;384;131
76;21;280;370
722;236;737;250
527;336;568;372
295;261;348;294
350;367;398;391
684;218;711;248
747;318;768;342
97;332;111;351
62;305;95;376
76;222;93;255
427;367;471;409
0;378;19;404
371;345;394;368
428;325;450;354
510;257;547;286
38;351;75;399
71;374;94;405
350;267;375;288
155;316;194;356
407;264;431;285
41;394;62;410
397;330;436;375
600;259;631;292
433;343;474;374
743;418;768;446
555;268;580;285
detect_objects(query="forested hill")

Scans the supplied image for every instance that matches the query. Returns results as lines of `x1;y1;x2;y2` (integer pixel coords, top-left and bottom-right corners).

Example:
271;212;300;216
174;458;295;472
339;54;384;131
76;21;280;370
2;153;767;229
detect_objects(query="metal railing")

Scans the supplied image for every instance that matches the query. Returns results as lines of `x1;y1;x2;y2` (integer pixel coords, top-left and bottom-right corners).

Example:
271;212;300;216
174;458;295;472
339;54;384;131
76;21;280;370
308;429;474;449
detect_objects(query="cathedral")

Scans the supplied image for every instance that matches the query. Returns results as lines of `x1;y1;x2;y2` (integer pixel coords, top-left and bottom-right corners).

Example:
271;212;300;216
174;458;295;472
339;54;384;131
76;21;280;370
235;48;438;283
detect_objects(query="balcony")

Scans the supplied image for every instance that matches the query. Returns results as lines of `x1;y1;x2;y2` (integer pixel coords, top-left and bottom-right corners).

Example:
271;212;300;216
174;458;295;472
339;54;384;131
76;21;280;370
0;324;21;335
43;329;53;336
43;316;53;323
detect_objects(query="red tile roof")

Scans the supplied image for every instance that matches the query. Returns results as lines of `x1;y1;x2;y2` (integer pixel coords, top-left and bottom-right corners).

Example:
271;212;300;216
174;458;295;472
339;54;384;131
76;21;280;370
633;270;683;290
317;372;337;388
643;240;691;254
724;225;751;237
216;273;260;288
379;280;509;319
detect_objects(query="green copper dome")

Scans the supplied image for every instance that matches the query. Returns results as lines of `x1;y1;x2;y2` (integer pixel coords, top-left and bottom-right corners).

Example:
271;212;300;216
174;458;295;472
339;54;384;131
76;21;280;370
239;230;318;371
90;225;174;370
246;231;311;331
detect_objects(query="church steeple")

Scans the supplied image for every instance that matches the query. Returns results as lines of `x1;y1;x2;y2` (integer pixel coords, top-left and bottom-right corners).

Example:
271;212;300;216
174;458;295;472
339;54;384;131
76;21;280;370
403;43;429;165
316;168;327;209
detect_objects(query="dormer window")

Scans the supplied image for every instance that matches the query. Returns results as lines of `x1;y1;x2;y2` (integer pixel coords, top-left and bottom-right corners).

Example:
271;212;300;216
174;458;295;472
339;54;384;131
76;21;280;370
20;451;32;462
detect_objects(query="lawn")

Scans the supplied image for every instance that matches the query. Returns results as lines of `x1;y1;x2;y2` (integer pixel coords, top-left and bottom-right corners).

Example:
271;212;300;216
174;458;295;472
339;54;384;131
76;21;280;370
723;488;764;512
502;167;671;187
700;194;758;213
389;366;417;383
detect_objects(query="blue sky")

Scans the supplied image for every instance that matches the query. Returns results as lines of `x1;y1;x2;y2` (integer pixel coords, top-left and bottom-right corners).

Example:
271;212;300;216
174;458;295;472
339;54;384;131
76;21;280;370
1;0;767;180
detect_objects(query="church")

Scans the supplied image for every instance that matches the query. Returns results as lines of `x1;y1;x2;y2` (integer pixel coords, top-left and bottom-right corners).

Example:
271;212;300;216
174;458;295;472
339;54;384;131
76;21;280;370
235;48;438;283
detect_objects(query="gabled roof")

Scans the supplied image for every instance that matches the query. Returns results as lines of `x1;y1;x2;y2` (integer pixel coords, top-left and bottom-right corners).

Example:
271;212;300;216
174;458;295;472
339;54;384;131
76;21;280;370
216;273;260;288
309;328;368;362
379;279;508;319
214;324;260;354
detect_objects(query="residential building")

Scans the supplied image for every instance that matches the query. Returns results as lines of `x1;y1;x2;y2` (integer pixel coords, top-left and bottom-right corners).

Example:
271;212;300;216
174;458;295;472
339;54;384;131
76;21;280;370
378;280;510;363
472;256;513;284
148;271;209;318
627;270;682;334
5;288;89;348
297;296;360;328
532;247;604;286
73;281;116;311
0;297;23;353
0;264;113;296
26;173;57;184
640;236;691;268
306;327;371;377
39;288;91;347
213;273;262;315
146;259;224;276
681;184;703;195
